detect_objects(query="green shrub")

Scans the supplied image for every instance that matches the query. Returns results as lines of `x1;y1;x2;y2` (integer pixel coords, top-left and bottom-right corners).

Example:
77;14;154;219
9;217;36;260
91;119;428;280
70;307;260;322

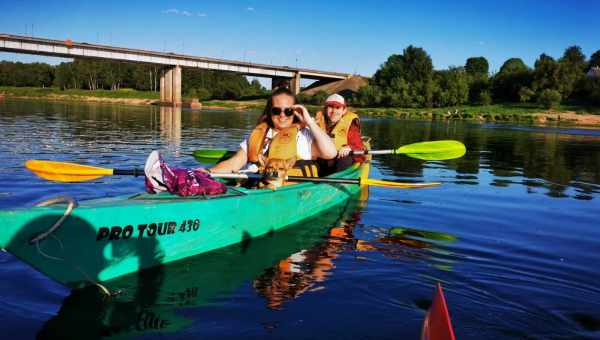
537;89;562;108
196;88;211;101
519;87;535;103
478;91;492;105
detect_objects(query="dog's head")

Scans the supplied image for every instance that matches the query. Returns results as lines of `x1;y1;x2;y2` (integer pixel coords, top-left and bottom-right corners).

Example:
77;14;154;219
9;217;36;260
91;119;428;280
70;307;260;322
258;156;296;189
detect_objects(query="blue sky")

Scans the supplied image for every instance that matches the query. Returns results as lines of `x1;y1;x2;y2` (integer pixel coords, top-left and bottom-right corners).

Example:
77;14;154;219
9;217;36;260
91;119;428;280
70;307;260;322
1;0;599;79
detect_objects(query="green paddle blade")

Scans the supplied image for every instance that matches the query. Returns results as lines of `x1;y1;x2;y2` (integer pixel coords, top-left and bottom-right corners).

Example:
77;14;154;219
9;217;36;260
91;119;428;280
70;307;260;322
395;140;466;161
192;149;236;164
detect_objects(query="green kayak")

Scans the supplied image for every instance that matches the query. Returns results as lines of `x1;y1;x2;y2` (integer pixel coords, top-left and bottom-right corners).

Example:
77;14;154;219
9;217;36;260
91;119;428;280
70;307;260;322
0;162;370;288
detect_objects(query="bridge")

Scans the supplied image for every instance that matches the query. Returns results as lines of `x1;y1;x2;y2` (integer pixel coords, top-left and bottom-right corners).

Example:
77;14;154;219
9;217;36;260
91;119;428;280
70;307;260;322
0;33;350;105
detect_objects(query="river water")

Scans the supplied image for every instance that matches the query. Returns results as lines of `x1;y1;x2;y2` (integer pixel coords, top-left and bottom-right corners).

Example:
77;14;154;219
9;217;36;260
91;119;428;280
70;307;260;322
1;99;599;339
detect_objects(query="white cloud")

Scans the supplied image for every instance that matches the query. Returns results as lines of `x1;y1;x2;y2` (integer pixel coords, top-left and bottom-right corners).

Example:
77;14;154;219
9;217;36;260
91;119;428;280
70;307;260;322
162;8;206;17
247;7;255;11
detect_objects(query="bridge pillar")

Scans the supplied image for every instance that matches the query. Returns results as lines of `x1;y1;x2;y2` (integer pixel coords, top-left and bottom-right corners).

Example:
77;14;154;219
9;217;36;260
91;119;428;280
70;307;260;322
160;71;166;102
290;72;301;95
160;66;182;106
173;65;182;105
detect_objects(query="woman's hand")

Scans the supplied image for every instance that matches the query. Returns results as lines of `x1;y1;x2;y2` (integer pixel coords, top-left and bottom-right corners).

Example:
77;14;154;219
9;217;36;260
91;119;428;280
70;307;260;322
292;104;315;128
337;146;352;158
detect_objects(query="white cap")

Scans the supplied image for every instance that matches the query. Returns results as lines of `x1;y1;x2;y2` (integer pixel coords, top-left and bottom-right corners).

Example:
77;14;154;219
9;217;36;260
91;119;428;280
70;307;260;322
325;93;345;107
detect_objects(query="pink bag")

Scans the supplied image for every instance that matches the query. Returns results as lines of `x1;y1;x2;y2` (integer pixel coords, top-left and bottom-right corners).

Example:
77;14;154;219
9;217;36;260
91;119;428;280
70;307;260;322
144;151;227;197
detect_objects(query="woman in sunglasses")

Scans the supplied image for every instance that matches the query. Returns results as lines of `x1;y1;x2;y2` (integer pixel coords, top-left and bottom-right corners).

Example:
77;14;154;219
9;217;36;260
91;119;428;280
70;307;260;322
315;93;365;175
208;87;337;175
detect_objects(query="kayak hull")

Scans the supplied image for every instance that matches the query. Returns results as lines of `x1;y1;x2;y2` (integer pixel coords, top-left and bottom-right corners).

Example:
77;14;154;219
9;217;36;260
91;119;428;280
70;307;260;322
0;163;369;288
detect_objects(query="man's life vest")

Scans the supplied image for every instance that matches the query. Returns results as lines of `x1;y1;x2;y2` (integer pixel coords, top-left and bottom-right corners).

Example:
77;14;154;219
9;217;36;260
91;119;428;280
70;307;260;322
246;122;318;178
315;111;360;150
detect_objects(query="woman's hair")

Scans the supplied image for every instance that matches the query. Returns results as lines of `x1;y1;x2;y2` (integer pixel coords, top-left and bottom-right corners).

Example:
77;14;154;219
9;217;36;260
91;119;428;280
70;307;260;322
322;104;332;127
257;87;298;128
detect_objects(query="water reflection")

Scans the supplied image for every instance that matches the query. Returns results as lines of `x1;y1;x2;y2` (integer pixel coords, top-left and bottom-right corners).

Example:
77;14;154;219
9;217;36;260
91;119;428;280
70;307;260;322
253;212;459;311
364;119;600;200
159;106;181;153
253;208;363;310
36;199;366;338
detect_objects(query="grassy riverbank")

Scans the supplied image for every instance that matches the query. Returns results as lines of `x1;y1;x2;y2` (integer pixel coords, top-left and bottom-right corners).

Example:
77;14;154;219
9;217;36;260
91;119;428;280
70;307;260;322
0;86;266;109
354;103;600;126
2;86;599;126
0;86;159;99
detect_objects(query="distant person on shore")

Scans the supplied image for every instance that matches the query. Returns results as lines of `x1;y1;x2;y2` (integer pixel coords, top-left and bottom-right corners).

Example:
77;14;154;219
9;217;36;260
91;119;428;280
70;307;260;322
315;93;365;175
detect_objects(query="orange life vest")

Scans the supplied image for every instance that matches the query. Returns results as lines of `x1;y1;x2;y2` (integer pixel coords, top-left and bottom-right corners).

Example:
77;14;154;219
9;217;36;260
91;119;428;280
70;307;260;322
247;122;299;162
315;111;360;150
246;123;318;178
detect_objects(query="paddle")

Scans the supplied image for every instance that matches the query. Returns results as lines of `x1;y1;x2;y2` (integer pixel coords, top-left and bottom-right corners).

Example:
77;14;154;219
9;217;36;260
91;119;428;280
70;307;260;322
209;172;440;189
192;149;236;163
25;160;440;189
421;283;456;340
193;140;466;163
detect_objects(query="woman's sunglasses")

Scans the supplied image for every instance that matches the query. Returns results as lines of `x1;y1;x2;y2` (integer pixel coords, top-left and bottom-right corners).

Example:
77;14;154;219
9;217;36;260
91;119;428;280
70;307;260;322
270;107;295;117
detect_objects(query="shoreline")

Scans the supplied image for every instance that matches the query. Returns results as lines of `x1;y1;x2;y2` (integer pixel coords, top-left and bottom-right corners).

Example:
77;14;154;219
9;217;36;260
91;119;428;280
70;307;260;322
0;93;266;111
354;107;600;128
2;93;599;128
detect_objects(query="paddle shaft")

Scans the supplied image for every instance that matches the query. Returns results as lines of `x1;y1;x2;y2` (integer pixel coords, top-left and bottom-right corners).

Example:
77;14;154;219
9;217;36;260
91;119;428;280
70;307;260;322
352;149;394;155
113;169;144;176
194;140;465;159
212;172;361;184
25;160;440;188
111;168;360;184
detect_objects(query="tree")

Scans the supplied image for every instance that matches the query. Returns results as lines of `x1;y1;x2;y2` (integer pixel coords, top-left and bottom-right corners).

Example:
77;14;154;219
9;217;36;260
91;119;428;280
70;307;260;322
532;54;561;92
478;90;492;105
371;45;434;107
432;67;469;107
465;57;489;78
499;58;528;74
537;89;561;108
560;46;587;71
558;45;587;99
589;50;600;70
195;88;211;100
518;87;535;103
33;63;54;87
491;58;532;102
355;84;383;107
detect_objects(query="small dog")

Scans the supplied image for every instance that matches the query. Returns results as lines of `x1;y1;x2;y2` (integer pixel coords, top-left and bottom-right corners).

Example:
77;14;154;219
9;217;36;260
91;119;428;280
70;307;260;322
257;154;296;190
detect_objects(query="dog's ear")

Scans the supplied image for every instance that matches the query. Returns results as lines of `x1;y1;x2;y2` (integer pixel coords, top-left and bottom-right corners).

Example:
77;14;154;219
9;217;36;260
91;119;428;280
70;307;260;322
284;157;296;170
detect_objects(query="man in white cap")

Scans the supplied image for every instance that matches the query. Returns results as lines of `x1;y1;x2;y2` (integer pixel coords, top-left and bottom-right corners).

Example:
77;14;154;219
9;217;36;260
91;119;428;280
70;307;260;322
315;93;365;174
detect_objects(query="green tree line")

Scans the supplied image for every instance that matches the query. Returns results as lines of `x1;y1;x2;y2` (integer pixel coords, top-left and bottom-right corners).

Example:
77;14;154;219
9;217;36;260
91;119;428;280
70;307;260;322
354;45;600;108
0;59;268;100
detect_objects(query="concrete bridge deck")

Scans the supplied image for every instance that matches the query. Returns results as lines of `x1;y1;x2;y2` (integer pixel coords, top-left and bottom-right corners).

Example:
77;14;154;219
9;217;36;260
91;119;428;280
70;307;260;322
0;33;350;104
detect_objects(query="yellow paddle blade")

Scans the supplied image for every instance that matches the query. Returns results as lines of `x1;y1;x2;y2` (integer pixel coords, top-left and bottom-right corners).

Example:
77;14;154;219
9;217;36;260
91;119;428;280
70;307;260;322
362;178;441;189
25;160;114;183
